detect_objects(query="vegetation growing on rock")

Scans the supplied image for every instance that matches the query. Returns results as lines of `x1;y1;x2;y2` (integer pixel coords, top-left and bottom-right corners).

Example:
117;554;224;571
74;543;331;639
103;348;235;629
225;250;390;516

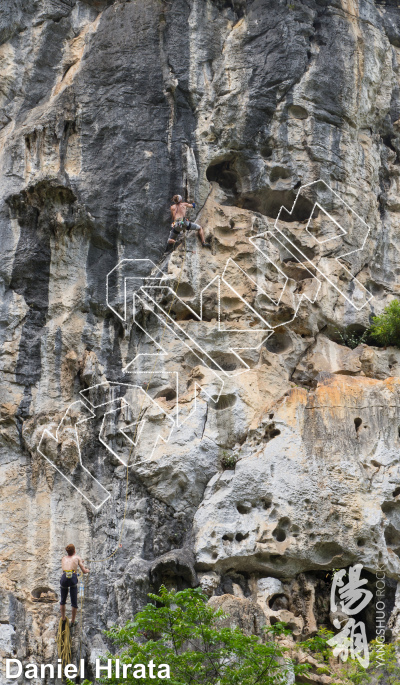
369;300;400;348
100;586;309;685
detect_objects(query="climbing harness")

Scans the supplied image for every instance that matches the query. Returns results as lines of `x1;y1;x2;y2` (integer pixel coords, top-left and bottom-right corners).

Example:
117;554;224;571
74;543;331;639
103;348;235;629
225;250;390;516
64;570;74;579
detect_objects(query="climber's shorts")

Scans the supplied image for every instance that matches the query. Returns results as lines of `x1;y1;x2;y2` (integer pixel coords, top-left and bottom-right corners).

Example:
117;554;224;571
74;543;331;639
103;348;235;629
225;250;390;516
60;572;78;608
168;220;201;241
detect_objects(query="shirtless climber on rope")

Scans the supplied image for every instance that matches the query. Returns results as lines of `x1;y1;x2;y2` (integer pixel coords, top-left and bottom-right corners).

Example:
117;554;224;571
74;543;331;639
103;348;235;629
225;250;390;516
60;544;89;627
167;194;211;250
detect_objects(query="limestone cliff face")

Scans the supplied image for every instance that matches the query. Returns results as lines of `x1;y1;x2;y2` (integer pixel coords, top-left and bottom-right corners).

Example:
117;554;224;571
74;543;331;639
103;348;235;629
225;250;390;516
2;0;400;680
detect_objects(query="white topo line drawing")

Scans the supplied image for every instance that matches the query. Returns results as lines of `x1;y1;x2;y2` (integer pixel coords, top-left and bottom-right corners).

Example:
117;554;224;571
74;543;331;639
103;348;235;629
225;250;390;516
38;180;373;508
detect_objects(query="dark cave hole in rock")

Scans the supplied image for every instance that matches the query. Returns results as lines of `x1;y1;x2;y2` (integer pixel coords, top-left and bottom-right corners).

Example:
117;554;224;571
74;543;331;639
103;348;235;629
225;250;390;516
222;533;234;542
206;158;238;194
212;393;237;410
260;145;273;159
154;388;177;401
176;282;195;298
216;571;251;597
263;424;281;442
211;0;246;17
272;528;286;542
173;309;200;322
240;187;315;222
269;593;289;611
262;498;272;509
270;166;292;183
357;538;366;547
382;135;396;153
392;486;400;497
207;152;315;223
354;417;362;433
210;351;241;372
237;503;252;514
264;328;292;354
288;105;309;120
269;413;274;419
366;280;385;297
235;532;249;542
384;522;400;557
272;517;290;543
31;586;58;602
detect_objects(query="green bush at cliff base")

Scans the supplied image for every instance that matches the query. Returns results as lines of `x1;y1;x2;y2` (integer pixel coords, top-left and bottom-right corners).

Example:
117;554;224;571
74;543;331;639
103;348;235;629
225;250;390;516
369;299;400;348
66;601;400;685
96;586;311;684
335;640;400;685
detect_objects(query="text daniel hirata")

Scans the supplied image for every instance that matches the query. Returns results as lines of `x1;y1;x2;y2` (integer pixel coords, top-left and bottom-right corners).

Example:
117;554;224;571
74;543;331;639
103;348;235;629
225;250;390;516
4;658;171;680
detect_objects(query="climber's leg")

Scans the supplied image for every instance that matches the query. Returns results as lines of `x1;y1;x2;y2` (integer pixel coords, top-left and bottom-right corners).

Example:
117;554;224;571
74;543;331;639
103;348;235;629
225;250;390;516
60;578;68;619
70;579;78;625
187;222;210;248
167;227;180;246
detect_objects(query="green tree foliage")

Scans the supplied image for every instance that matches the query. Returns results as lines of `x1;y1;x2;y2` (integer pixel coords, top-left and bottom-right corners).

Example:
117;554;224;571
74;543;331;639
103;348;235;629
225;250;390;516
97;586;310;685
337;641;400;685
66;593;400;685
298;631;400;685
299;628;335;665
369;299;400;347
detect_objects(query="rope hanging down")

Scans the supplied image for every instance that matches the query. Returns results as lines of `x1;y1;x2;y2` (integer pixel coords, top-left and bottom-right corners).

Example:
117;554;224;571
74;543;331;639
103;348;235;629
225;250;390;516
56;617;72;671
72;227;194;671
87;228;190;565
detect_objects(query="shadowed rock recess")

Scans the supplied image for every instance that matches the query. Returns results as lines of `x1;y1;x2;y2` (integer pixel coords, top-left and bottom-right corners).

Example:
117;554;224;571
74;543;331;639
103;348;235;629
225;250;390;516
2;0;400;679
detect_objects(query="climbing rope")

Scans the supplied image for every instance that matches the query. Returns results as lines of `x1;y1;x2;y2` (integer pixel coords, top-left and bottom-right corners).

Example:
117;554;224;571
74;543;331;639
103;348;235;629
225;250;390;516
86;191;213;565
56;617;72;671
87;232;190;567
77;575;85;676
71;231;190;672
2;193;212;678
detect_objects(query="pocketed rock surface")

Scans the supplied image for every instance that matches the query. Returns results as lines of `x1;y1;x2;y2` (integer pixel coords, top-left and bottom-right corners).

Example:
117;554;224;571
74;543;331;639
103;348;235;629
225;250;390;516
2;0;400;681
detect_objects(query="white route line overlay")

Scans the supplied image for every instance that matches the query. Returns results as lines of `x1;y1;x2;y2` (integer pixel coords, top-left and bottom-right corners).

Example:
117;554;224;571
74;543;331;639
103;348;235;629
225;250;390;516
38;179;373;508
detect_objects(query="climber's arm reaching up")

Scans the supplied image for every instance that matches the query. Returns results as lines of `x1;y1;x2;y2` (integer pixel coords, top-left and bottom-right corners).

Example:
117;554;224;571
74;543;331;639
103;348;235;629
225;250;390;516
78;557;90;574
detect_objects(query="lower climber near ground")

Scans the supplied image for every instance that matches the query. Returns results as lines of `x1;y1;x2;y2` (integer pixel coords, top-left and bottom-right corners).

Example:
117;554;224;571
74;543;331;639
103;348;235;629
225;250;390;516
167;194;211;250
60;543;90;627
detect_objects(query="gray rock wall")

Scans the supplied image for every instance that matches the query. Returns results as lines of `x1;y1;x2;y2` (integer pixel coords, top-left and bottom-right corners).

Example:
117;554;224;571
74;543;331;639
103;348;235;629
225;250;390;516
2;0;400;681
